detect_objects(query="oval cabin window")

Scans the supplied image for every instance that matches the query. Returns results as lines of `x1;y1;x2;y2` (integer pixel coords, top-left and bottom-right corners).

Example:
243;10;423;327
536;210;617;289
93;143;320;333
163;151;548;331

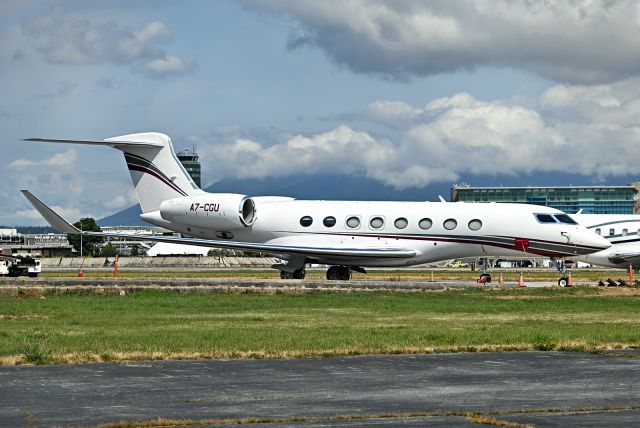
443;218;458;230
418;218;433;230
300;216;313;227
346;216;360;228
394;217;408;229
468;219;482;231
370;217;384;229
323;216;337;227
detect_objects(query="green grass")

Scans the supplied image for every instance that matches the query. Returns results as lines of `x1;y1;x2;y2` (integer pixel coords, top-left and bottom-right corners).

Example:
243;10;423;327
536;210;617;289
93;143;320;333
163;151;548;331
1;287;639;364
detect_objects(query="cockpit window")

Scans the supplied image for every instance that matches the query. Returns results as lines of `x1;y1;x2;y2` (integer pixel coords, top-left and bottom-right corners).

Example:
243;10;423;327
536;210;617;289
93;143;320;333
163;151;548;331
553;214;577;225
535;214;557;224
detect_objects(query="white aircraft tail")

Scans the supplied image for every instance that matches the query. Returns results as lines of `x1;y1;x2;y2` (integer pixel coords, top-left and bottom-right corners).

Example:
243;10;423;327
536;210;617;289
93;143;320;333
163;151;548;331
26;132;202;213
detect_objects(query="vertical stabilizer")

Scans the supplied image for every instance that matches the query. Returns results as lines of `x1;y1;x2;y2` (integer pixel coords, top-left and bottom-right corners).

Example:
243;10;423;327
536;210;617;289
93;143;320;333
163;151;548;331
105;132;202;213
25;132;203;213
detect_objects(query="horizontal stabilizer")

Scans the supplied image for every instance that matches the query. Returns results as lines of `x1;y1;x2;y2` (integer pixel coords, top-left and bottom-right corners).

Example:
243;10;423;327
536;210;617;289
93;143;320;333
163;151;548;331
20;190;81;234
24;137;162;148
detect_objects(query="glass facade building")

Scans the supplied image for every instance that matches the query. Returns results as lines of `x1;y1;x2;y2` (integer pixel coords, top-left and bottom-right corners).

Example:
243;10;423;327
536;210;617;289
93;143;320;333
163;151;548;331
176;147;201;188
451;183;640;214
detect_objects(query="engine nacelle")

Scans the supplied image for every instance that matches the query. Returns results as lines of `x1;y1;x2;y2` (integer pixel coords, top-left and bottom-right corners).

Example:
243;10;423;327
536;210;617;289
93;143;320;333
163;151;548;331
159;193;256;230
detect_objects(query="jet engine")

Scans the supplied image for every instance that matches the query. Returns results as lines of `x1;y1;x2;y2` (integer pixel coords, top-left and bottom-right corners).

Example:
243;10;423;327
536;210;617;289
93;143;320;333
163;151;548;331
159;193;256;230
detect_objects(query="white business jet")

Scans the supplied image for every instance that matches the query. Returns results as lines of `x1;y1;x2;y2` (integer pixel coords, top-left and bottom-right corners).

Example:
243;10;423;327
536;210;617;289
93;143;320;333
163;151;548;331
22;133;610;282
572;213;640;270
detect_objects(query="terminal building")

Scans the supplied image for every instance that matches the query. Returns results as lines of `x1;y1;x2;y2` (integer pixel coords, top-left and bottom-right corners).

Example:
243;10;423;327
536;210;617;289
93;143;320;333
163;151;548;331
451;183;640;214
177;147;201;188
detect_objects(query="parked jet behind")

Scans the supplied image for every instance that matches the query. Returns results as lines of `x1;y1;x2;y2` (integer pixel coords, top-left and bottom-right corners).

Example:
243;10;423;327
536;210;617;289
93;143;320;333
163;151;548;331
573;214;640;270
22;133;610;282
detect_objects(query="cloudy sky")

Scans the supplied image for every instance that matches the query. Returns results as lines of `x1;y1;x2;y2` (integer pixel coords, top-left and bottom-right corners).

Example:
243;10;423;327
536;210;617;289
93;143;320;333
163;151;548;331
2;0;640;225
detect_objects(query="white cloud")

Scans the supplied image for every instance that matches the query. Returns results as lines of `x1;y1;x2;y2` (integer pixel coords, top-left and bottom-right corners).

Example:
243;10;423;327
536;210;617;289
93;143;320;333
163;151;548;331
21;6;193;78
367;100;423;123
14;206;81;222
245;0;640;84
8;148;78;169
200;90;640;188
138;55;193;78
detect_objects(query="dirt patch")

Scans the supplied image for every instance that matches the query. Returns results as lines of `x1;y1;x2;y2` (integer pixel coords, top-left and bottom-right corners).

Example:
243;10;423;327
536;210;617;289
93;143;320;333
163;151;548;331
493;295;554;300
0;313;49;320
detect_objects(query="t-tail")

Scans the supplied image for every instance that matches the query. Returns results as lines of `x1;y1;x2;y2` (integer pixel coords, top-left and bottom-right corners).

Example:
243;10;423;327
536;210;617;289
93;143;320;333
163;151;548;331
25;132;203;213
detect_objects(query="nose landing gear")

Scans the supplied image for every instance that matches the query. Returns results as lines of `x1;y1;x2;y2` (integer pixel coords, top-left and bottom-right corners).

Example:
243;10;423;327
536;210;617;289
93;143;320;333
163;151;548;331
551;258;571;287
476;258;494;284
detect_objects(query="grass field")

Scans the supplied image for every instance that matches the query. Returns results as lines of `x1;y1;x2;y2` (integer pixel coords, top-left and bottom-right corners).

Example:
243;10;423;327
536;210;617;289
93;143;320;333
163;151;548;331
1;287;640;365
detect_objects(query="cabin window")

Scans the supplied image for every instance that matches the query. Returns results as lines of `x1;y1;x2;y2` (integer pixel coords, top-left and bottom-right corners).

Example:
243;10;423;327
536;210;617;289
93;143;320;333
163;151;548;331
323;216;336;227
468;219;482;231
370;216;384;229
443;218;458;230
609;228;615;236
595;228;601;235
535;214;557;223
300;216;313;227
554;214;577;225
418;218;433;230
394;217;408;229
346;216;360;228
622;228;628;237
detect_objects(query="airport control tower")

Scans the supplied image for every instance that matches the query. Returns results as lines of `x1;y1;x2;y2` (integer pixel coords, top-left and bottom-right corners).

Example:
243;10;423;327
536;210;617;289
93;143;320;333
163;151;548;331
176;146;201;188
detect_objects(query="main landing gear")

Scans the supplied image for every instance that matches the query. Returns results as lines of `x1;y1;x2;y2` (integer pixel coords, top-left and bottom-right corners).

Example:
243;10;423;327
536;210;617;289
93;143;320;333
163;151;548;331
280;268;306;280
551;258;571;287
326;265;352;281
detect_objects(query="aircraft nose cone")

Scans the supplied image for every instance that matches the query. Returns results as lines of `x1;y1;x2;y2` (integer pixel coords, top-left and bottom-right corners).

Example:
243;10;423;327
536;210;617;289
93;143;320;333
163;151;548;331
581;228;611;251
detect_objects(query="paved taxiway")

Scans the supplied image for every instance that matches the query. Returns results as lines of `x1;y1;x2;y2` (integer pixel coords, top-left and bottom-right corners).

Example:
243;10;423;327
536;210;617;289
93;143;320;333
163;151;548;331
1;351;639;427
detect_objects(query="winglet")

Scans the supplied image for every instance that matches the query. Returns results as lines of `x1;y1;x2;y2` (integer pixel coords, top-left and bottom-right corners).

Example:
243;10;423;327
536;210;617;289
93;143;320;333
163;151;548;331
20;190;81;234
438;195;447;202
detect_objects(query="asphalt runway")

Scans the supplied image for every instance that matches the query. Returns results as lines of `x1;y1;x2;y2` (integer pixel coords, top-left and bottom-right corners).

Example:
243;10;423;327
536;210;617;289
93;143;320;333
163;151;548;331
2;351;640;427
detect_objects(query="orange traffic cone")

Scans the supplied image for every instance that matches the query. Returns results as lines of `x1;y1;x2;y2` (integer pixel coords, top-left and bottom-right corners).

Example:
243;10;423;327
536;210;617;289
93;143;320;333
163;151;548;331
518;272;525;287
499;272;504;285
567;273;573;286
430;270;434;282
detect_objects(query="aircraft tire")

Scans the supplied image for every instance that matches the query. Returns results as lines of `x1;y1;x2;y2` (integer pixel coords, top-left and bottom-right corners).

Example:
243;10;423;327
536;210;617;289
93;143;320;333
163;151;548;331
558;277;569;287
326;266;351;280
280;271;294;280
479;273;492;283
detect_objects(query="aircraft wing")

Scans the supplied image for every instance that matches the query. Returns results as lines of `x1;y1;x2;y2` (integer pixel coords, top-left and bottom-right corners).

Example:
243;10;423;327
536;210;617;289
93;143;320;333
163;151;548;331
21;190;416;260
0;254;19;261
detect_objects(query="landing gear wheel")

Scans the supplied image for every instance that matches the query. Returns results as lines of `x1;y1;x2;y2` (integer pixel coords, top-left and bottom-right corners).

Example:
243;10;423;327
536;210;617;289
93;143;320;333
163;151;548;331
280;269;306;280
326;265;352;281
558;277;569;287
478;273;492;284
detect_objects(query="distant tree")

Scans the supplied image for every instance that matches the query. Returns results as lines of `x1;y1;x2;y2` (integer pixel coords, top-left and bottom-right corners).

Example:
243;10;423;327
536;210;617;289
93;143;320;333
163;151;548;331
100;242;119;257
130;244;140;257
67;218;103;257
208;248;223;257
